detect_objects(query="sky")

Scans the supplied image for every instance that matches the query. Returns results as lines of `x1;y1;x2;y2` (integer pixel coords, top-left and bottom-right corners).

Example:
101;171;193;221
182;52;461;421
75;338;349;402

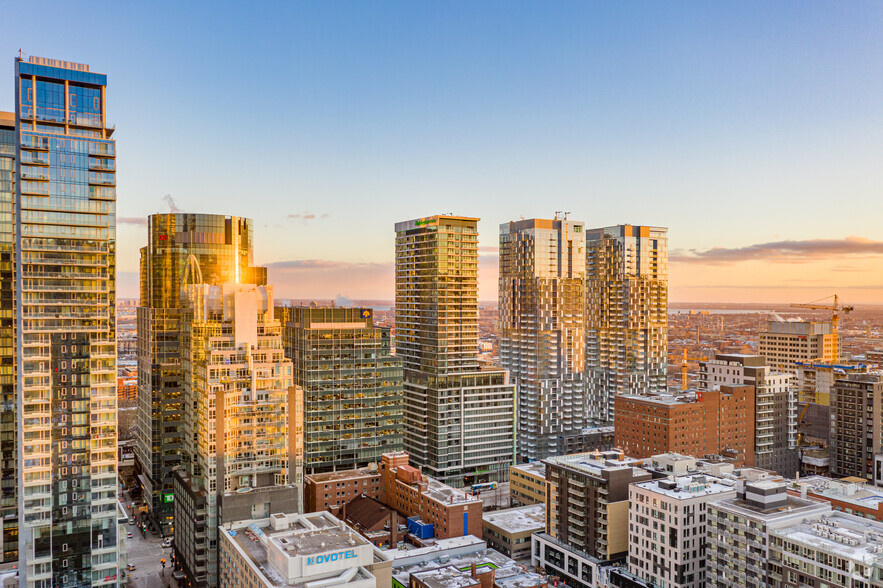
2;1;882;304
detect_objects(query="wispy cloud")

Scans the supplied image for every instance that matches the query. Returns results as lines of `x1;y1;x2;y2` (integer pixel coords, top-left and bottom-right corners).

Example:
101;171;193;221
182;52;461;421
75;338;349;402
118;217;147;226
162;194;181;213
671;237;883;265
287;212;329;223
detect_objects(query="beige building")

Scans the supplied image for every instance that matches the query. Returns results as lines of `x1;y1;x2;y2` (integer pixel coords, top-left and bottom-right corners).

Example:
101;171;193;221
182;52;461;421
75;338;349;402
759;320;839;371
508;463;546;507
482;504;544;560
628;475;736;588
219;510;391;588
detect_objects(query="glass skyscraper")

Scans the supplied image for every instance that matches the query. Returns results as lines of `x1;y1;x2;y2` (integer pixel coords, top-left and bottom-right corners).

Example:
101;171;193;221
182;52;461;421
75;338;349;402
499;218;587;462
14;56;119;587
584;224;668;425
135;213;266;536
279;306;403;473
395;215;514;487
0;111;17;565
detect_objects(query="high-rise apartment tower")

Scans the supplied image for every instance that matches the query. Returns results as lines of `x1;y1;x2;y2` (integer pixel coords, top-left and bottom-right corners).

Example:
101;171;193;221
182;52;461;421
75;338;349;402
584;225;668;424
135;213;266;535
0;112;16;565
279;306;403;473
15;56;120;587
395;215;515;487
499;218;586;462
173;282;299;588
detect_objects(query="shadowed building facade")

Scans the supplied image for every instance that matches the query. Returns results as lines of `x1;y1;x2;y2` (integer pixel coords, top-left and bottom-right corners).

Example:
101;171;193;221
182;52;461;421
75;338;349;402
499;218;586;463
15;56;120;587
135;213;266;536
395;215;515;487
584;225;668;425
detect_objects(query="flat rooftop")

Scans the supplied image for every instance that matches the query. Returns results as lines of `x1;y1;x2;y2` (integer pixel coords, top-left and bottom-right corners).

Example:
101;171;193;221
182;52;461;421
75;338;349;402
799;477;883;510
713;493;829;520
391;545;546;588
772;512;883;566
482;505;545;534
306;468;379;483
412;566;480;588
510;462;546;478
222;511;372;586
635;475;736;501
544;452;646;479
422;477;481;506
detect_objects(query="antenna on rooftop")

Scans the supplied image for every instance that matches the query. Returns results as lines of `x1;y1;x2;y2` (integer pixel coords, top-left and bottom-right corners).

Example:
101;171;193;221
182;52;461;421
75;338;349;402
554;211;562;220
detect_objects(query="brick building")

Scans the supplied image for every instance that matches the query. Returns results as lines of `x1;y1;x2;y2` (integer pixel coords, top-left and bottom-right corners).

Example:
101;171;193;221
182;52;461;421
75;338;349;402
614;385;755;465
305;452;483;540
304;466;382;514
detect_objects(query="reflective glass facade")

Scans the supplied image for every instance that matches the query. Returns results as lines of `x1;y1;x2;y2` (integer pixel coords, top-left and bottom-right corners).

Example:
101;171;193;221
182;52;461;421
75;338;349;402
499;219;587;462
135;214;266;535
14;57;119;587
584;225;668;425
175;283;297;588
395;216;514;487
279;306;403;473
0;112;17;564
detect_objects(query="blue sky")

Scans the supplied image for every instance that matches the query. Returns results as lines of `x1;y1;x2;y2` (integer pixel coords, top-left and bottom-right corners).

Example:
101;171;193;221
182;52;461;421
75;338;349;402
3;1;882;302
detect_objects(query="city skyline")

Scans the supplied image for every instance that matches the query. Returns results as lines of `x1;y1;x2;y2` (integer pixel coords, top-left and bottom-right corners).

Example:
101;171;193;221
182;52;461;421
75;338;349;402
2;2;882;304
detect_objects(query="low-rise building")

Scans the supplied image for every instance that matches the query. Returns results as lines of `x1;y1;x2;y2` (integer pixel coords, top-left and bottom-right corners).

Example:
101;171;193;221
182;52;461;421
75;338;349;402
768;511;883;587
390;539;547;588
380;452;484;539
305;466;382;514
628;474;737;588
481;505;544;560
218;510;390;588
509;463;547;507
788;476;883;521
706;480;831;587
305;453;483;540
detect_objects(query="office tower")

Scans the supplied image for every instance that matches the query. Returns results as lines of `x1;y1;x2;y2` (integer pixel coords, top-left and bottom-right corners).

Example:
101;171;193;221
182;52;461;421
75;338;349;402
626;474;736;588
174;281;299;588
706;480;830;588
699;354;798;476
498;218;586;462
134;213;265;535
759;319;839;371
830;373;883;481
395;215;514;487
614;386;755;464
584;225;668;424
0;112;15;565
15;56;119;587
532;452;651;586
278;306;403;473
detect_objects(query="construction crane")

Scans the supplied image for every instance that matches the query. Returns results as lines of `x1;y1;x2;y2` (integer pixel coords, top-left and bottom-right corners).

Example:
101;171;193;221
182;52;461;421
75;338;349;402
790;294;854;333
669;349;708;391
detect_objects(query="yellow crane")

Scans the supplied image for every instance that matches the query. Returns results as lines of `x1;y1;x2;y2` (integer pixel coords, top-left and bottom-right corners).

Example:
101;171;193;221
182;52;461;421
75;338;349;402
790;294;854;333
670;349;708;391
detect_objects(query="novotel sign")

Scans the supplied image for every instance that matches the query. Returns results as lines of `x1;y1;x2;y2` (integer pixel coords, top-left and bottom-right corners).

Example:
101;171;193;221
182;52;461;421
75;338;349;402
306;549;357;566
